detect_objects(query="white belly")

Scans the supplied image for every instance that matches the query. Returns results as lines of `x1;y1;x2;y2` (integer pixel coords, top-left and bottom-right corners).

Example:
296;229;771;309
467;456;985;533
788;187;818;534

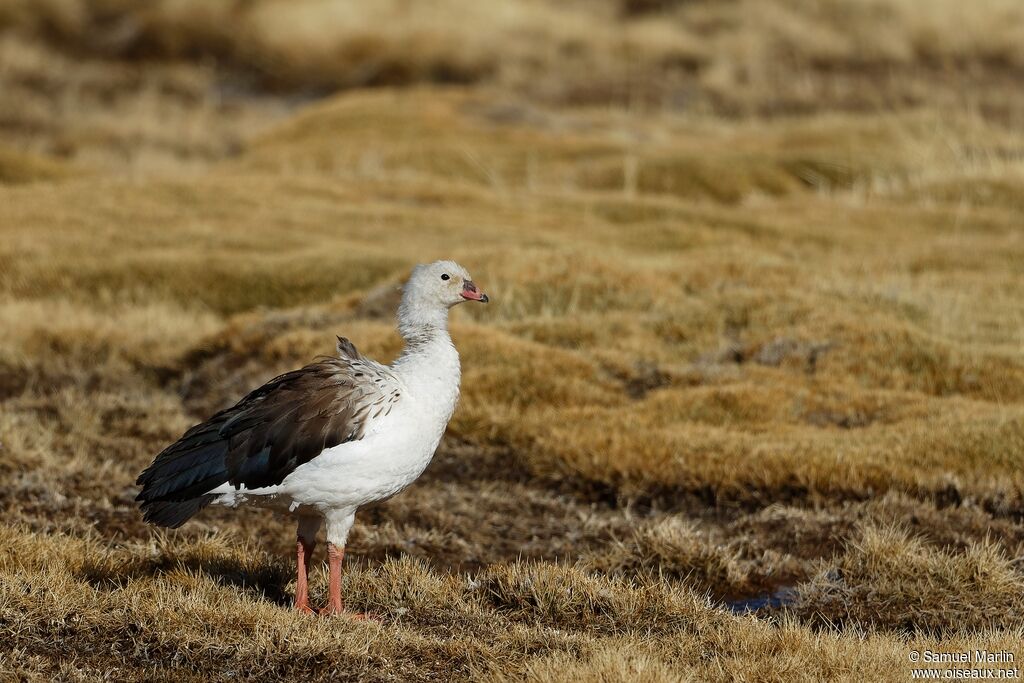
208;399;445;514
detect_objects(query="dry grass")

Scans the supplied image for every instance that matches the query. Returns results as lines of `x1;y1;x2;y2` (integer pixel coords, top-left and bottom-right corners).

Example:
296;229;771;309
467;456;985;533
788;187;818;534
0;33;288;173
2;1;1024;680
1;527;1021;681
794;524;1024;633
4;0;1024;114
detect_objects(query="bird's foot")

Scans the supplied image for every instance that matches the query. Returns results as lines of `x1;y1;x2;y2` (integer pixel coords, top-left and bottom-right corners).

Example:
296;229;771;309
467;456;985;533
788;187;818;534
295;603;316;616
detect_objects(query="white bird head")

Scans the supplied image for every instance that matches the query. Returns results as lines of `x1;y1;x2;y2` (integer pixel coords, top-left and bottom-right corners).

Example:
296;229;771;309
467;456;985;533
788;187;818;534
404;260;488;308
398;260;488;339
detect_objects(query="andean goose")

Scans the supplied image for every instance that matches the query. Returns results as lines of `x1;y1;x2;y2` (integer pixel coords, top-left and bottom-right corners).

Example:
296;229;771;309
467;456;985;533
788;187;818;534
136;260;488;616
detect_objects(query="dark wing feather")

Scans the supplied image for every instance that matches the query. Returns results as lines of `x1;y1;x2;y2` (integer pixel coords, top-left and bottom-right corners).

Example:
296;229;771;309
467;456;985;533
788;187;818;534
136;352;400;527
336;336;361;360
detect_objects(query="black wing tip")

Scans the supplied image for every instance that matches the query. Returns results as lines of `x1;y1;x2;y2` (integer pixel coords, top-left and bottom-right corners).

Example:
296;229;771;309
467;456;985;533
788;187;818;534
135;466;153;489
139;495;216;529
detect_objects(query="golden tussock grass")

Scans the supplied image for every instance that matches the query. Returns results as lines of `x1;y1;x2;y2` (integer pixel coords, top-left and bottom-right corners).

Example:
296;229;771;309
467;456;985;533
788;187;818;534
4;0;1024;113
794;524;1024;633
1;2;1024;679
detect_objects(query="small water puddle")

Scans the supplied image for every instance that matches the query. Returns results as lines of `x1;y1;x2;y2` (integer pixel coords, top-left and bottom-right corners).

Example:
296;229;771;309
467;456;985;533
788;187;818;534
725;585;798;614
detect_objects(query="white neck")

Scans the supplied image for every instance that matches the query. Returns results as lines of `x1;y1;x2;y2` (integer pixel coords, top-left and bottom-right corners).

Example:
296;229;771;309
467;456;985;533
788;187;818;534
396;298;450;347
392;304;461;421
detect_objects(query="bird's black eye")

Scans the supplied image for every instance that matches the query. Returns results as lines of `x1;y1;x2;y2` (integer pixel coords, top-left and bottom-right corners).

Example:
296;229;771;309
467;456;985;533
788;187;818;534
441;273;450;280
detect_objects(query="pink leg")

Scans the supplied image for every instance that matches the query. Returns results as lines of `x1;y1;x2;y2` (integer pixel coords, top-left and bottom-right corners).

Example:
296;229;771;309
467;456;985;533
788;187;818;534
295;537;316;614
320;543;346;616
319;543;370;619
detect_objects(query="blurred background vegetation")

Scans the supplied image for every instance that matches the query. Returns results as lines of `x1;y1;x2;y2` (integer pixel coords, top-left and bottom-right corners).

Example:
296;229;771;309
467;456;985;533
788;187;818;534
4;0;1024;172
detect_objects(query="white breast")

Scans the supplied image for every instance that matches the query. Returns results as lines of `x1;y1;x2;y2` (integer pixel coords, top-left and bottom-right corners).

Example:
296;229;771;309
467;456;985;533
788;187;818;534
279;394;445;511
